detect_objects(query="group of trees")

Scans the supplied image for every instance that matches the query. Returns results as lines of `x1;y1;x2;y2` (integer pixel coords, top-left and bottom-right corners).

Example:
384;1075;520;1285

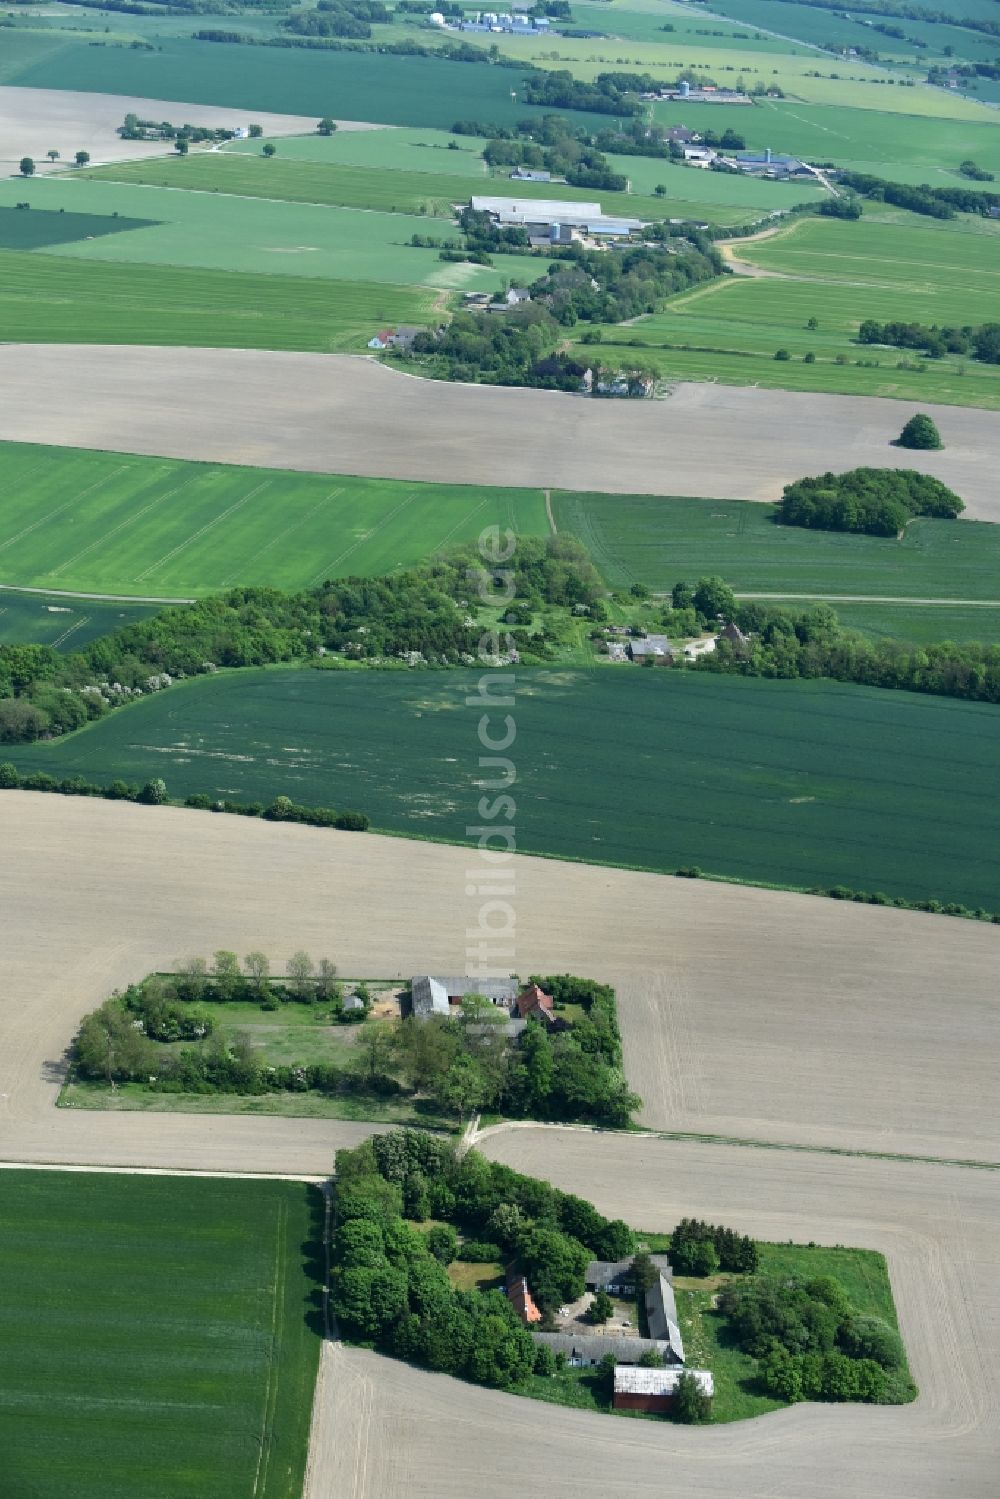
392;974;639;1128
0;537;601;743
718;1273;914;1405
522;69;649;117
858;317;1000;365
284;0;389;38
414;236;720;388
0;760;370;830
688;596;1000;708
19;151;89;175
483;130;627;193
330;1130;636;1390
670;1218;759;1277
838;169;999;219
778;466;961;536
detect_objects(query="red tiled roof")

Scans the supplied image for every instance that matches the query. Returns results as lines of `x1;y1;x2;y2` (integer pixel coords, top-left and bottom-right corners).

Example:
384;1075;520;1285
516;983;553;1018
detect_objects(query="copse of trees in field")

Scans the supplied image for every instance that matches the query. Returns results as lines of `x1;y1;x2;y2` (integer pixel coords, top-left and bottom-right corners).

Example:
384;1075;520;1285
777;468;962;536
0;537;603;743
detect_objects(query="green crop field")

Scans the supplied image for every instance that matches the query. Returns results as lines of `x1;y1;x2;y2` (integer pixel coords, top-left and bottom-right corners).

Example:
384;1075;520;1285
0;30;613;130
0;176;530;290
0;203;158;250
793;600;1000;645
224;126;498;175
0;591;164;648
77;151;811;228
0;1170;321;1499
0;442;548;596
0;249;433;351
8;668;1000;908
575;213;1000;408
652;99;1000;179
553;492;1000;602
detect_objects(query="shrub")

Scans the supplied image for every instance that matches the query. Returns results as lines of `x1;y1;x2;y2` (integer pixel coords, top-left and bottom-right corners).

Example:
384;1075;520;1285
896;413;943;450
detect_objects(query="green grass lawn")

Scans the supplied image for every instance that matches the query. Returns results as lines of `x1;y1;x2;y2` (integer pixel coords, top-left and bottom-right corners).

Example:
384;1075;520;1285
0;442;548;596
552;492;1000;602
0;175;531;290
0;248;434;351
0;591;164;648
8;666;1000;909
0;1170;322;1499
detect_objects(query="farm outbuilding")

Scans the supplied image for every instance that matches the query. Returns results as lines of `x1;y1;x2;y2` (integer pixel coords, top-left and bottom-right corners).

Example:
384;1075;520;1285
613;1366;714;1413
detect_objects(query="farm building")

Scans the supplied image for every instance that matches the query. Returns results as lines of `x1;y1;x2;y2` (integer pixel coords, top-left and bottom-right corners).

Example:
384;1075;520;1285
367;329;395;350
585;1254;673;1296
533;1333;674;1366
507;1273;543;1324
511;168;552;183
613;1366;714;1413
470;196;603;225
515;982;553;1020
628;635;674;663
646;1272;685;1364
409;974;518;1019
341;992;366;1013
720;621;750;648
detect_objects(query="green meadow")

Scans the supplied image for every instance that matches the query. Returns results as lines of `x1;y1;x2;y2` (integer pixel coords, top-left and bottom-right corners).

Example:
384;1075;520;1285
552;492;1000;603
0;1170;321;1499
78;151;815;227
0;592;164;649
0;443;548;596
576;213;1000;408
0;249;433;351
9;667;1000;909
0;176;529;290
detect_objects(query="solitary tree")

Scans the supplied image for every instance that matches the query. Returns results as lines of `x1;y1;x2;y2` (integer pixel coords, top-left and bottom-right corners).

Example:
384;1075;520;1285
317;117;337;135
174;138;189;156
590;1289;614;1324
75;150;90;167
244;951;270;991
19;157;34;177
248;123;263;138
47;150;60;162
674;1371;713;1423
896;412;943;450
262;142;277;158
138;777;168;804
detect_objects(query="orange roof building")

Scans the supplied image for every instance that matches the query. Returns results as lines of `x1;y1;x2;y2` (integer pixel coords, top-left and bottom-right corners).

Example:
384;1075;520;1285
506;1273;542;1324
515;983;554;1019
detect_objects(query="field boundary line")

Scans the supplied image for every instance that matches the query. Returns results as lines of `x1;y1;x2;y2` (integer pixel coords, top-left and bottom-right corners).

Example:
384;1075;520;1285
253;1196;287;1499
0;583;195;604
734;592;1000;606
0;1160;326;1181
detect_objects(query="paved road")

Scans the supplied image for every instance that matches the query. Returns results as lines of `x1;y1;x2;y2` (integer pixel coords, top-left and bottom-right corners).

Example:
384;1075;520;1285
0;346;997;516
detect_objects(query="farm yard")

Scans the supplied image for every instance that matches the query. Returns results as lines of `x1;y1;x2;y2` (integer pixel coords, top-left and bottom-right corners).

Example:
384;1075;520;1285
0;1170;321;1499
0;442;547;596
7;667;1000;911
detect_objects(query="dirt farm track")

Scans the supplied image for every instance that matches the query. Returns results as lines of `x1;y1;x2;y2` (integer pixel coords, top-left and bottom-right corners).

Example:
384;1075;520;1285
1;794;998;1497
1;345;999;516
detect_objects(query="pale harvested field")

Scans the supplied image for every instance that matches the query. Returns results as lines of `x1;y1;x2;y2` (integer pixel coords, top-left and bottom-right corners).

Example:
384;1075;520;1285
1;793;997;1168
0;346;998;516
2;794;999;1496
301;1134;998;1499
0;86;376;173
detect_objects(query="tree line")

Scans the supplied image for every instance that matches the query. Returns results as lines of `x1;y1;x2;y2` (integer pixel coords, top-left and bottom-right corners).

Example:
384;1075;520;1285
838;169;999;219
0;537;602;744
858;317;1000;365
